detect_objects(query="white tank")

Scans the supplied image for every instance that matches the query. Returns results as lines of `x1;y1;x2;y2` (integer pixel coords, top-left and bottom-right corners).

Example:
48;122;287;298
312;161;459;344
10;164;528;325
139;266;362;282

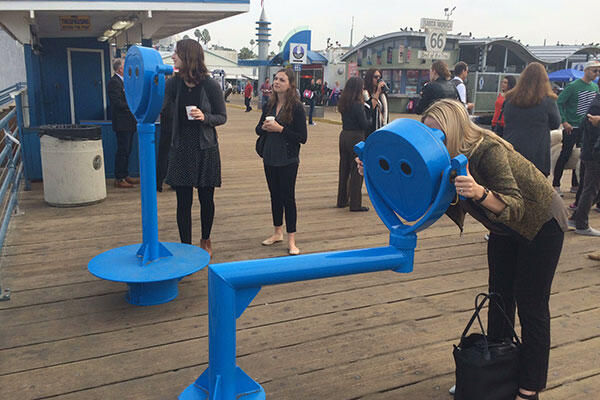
40;134;107;206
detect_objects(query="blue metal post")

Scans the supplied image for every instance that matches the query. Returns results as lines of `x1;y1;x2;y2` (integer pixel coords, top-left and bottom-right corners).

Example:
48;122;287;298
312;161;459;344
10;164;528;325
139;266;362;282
136;122;162;263
209;269;238;399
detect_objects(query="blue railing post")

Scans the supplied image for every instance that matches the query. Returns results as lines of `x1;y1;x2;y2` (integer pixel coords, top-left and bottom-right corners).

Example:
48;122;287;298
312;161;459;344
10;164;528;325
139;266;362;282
13;88;30;191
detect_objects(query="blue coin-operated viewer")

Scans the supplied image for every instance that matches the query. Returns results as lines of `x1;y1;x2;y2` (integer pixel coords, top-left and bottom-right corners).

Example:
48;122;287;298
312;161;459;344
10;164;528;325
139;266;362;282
179;118;468;399
88;46;210;306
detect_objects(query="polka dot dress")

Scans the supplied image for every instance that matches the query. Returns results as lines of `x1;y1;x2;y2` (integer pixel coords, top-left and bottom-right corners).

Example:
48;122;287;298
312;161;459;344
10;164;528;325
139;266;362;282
165;124;222;188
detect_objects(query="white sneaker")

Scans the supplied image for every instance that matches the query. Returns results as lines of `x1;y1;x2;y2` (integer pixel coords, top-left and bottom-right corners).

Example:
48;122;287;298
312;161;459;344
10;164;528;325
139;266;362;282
449;385;456;395
575;227;600;236
484;233;490;241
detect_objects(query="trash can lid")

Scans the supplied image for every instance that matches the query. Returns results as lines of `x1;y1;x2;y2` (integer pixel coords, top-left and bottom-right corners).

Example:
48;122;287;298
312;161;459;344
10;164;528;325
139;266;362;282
39;124;102;141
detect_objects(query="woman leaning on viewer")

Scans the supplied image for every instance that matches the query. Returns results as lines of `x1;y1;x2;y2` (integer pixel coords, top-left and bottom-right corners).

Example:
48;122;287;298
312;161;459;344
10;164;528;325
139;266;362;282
422;99;567;400
256;69;307;256
336;77;371;212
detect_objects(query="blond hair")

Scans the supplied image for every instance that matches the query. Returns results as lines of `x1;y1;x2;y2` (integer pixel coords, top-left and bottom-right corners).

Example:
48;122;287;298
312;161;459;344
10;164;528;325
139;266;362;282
421;99;513;158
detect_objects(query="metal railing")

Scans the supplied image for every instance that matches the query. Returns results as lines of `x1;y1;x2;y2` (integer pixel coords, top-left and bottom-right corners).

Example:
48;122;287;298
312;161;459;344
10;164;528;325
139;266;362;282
0;82;29;301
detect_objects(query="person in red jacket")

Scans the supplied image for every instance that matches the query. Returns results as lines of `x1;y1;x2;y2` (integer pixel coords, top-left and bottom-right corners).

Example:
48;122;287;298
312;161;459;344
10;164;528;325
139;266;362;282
244;80;253;112
491;75;517;136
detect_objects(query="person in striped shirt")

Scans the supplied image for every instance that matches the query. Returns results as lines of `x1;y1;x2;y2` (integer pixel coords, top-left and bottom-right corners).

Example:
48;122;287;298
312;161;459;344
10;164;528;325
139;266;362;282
553;60;600;194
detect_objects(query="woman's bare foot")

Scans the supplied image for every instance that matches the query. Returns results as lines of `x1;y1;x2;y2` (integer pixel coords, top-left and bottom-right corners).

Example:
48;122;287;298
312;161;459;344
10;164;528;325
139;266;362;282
288;232;300;255
516;389;538;400
262;226;284;246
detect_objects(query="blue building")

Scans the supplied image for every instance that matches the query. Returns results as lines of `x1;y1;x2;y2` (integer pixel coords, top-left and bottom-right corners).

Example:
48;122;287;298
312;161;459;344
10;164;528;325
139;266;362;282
0;0;249;179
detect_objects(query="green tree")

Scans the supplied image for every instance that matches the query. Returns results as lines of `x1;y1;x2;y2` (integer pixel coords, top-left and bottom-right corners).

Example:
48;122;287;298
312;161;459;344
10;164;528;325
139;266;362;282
249;39;255;47
183;34;190;40
194;29;201;42
200;29;211;46
238;47;256;60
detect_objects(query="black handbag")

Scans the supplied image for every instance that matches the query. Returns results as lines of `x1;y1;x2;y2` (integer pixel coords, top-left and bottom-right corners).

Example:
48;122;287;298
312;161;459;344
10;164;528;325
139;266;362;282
255;134;266;158
453;293;521;400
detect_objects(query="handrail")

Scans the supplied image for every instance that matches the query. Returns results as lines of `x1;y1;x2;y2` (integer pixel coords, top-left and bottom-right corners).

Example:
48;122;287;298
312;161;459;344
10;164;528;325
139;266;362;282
0;82;26;109
0;83;28;301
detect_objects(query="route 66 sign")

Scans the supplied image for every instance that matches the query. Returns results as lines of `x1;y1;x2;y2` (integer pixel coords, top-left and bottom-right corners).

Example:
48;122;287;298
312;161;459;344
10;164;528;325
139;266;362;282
426;28;447;52
419;18;452;59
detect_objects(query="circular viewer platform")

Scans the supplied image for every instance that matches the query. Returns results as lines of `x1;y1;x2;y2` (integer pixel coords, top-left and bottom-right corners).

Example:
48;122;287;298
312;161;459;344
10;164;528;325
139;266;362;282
179;383;265;400
88;242;209;283
88;243;209;306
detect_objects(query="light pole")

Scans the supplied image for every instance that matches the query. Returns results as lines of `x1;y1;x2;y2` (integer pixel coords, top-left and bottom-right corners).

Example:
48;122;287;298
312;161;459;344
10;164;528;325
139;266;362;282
444;6;456;20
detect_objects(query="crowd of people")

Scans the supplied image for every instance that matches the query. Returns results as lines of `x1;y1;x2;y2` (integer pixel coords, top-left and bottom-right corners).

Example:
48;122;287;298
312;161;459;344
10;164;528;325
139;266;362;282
108;38;600;400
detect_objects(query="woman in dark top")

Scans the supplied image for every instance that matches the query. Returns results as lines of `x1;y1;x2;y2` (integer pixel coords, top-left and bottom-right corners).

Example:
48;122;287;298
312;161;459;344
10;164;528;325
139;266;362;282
363;68;389;136
503;62;561;176
256;69;307;255
163;39;227;258
491;75;517;136
422;100;567;400
415;60;459;114
337;77;371;211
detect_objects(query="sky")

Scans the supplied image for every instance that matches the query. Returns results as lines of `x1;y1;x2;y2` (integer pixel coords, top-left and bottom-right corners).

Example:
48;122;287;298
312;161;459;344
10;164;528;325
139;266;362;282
188;0;598;53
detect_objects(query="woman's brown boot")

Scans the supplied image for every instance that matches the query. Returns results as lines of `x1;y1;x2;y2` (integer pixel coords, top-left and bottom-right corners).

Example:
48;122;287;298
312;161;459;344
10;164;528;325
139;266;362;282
200;239;212;258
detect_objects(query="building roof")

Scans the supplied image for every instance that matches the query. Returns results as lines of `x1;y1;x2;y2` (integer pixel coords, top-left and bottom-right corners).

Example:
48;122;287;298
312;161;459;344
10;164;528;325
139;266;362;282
160;49;257;80
459;38;600;65
340;32;600;66
528;45;600;64
340;30;469;61
0;1;249;44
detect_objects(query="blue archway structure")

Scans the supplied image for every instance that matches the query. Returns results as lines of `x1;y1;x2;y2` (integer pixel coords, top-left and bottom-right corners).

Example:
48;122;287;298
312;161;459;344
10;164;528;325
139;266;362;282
238;28;327;68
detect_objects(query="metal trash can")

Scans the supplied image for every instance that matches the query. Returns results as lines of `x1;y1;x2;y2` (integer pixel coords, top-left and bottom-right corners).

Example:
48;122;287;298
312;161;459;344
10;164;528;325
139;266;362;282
39;124;106;207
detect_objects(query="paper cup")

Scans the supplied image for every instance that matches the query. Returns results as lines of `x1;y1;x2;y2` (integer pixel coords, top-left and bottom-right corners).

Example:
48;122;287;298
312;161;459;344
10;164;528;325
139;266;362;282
186;105;197;120
265;116;275;122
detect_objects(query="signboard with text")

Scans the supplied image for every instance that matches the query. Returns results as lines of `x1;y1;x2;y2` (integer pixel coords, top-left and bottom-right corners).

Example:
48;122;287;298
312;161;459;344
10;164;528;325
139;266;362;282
419;18;451;60
289;43;308;64
59;15;91;31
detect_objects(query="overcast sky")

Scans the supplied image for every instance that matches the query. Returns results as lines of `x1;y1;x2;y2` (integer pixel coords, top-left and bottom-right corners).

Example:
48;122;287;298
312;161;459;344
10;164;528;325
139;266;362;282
189;0;597;52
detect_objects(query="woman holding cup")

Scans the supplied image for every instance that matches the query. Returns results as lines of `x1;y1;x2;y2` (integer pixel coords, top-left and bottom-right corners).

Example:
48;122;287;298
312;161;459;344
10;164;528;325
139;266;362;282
163;39;227;258
255;69;307;255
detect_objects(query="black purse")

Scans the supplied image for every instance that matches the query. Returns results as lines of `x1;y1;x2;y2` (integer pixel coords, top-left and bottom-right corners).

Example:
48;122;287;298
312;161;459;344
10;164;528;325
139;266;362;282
255;134;266;158
453;293;521;400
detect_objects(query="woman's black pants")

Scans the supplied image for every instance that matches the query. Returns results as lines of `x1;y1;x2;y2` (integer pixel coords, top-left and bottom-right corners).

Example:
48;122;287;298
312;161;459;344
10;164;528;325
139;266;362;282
487;219;564;391
264;163;298;233
337;129;364;209
174;186;215;243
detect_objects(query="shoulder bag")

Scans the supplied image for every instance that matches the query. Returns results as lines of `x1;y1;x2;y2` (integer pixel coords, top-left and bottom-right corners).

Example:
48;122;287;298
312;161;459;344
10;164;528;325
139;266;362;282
453;292;521;400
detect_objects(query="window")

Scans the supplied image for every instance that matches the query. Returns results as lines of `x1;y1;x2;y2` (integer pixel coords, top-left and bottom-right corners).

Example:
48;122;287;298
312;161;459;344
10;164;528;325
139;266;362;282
392;70;402;94
405;69;420;95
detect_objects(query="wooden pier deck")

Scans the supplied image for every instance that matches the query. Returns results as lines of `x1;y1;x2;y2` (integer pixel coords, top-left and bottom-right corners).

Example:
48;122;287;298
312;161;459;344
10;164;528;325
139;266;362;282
1;104;599;399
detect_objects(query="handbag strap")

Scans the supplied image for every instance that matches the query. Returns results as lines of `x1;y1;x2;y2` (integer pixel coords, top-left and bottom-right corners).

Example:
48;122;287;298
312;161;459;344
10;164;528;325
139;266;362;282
460;293;521;346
